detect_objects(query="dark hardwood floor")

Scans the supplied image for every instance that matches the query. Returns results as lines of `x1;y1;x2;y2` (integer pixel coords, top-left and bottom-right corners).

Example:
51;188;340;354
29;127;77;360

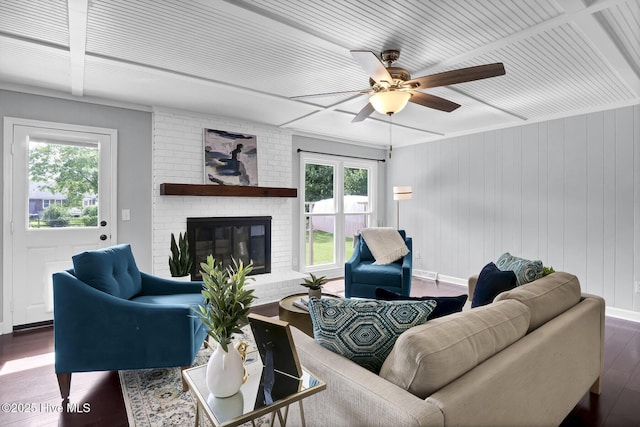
0;277;638;426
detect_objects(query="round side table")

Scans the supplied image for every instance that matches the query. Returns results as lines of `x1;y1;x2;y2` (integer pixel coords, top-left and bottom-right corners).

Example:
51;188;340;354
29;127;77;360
279;292;340;337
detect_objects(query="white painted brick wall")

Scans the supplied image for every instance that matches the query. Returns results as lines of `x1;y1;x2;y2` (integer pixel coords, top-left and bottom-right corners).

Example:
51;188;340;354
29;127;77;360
152;109;299;302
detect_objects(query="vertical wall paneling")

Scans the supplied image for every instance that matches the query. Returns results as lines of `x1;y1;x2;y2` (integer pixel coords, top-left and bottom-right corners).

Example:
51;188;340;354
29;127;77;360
602;109;617;306
484;132;497;266
513;127;523;256
390;105;639;313
563;115;588;283
634;105;640;312
546;119;565;270
440;142;455;274
495;130;504;262
538;122;549;264
614;108;634;310
521;123;540;259
501;128;516;255
586;112;605;297
465;136;481;275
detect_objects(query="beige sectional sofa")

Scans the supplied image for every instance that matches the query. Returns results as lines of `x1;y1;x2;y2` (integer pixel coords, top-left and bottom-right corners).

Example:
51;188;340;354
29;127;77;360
290;272;605;427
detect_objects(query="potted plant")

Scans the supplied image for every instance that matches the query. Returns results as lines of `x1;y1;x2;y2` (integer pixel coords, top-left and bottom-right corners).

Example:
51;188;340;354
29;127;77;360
169;232;193;279
300;273;327;299
194;255;256;397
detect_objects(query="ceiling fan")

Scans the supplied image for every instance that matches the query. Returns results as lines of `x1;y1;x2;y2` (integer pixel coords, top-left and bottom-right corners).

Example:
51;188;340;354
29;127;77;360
291;50;506;123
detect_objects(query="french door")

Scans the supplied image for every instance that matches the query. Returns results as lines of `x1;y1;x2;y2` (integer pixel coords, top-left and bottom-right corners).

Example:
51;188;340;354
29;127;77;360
3;118;117;332
300;153;377;276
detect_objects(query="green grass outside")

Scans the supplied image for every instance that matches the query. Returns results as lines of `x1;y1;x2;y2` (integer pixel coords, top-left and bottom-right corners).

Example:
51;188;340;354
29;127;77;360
306;230;355;266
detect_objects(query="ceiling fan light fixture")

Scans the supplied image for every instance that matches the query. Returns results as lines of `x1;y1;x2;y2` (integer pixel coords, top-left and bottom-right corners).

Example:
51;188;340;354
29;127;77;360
370;91;411;116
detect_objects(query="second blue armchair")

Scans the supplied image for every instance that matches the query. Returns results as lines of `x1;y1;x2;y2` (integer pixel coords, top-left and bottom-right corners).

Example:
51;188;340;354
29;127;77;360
345;229;412;299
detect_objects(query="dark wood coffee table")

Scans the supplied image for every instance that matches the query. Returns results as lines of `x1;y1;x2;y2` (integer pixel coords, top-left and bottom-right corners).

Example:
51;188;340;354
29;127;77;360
278;293;340;337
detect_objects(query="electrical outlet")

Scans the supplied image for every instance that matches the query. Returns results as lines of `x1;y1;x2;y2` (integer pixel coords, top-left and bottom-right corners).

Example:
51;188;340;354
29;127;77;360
635;281;640;293
415;251;421;260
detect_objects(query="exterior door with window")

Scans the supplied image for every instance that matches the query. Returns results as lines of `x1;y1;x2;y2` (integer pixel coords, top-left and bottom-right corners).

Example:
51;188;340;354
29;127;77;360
3;118;117;331
301;153;376;276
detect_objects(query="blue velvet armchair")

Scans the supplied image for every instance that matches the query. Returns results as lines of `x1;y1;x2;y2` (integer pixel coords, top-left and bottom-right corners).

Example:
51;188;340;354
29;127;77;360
344;230;412;299
52;244;208;400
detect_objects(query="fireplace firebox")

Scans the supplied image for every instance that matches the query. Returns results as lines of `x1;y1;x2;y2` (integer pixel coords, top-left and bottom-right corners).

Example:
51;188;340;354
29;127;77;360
187;216;271;280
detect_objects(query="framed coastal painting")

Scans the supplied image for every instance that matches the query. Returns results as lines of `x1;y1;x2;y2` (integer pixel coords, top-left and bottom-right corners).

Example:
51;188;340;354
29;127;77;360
203;128;258;186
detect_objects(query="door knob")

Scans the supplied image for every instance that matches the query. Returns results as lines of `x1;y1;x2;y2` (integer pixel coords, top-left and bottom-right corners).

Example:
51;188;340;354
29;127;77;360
100;234;108;241
100;220;107;227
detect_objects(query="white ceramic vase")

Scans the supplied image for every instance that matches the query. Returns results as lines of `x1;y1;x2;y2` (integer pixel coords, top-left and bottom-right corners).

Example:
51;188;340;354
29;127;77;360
206;342;245;397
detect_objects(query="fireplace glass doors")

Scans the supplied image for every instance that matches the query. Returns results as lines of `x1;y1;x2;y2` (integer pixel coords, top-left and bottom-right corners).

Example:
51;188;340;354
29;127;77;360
187;216;271;280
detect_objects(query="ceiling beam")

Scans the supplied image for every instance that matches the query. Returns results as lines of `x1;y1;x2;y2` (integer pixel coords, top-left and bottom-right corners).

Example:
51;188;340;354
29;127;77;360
557;0;640;96
67;0;89;97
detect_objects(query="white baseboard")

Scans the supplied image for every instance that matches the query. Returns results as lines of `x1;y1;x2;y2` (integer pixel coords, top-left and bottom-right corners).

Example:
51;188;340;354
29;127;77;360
413;269;438;281
435;274;468;288
606;307;640;323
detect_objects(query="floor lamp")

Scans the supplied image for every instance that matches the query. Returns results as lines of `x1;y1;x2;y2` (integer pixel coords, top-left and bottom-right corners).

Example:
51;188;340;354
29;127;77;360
393;186;413;229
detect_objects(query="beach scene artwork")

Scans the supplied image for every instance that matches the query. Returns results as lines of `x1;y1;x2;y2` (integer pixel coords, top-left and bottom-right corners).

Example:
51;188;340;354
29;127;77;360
204;129;258;186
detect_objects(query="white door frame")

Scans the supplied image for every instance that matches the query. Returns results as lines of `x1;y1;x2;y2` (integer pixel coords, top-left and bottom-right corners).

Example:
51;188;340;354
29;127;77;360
2;117;118;334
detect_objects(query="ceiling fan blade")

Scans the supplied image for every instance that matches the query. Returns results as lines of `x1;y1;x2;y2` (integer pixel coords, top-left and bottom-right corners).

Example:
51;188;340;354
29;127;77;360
405;63;506;90
289;88;371;100
351;102;375;123
351;50;393;84
409;92;461;112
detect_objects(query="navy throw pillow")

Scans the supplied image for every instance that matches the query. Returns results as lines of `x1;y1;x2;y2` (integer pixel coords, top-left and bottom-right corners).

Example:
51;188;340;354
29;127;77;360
471;262;517;308
374;288;468;320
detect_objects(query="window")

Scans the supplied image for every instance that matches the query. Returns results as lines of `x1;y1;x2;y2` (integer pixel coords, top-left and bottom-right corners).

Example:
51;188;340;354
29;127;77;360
300;153;377;274
28;139;99;228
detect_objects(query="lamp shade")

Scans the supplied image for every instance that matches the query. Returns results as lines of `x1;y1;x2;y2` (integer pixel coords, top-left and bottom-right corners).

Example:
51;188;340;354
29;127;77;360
370;91;411;116
393;186;413;200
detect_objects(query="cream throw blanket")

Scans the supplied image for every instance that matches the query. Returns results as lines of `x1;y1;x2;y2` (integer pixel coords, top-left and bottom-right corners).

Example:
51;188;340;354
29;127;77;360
360;227;409;265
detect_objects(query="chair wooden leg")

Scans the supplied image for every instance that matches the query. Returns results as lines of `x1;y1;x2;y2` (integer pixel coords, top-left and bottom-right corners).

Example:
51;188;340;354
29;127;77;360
181;366;189;392
57;372;72;400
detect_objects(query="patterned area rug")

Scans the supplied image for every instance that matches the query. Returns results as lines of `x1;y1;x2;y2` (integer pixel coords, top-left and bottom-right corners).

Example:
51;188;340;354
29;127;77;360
119;328;271;426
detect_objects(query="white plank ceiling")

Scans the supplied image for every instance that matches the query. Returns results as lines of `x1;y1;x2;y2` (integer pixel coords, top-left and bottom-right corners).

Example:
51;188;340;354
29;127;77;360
0;0;638;147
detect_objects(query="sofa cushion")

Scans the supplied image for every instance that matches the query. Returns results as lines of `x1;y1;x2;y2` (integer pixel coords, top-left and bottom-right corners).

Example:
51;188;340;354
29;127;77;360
471;262;517;308
72;244;142;299
351;262;403;287
380;299;531;399
131;293;204;308
496;252;544;286
494;271;581;332
308;297;436;373
375;288;467;320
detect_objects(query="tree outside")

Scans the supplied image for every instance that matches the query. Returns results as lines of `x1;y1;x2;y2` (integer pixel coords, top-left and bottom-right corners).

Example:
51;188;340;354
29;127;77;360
28;141;99;228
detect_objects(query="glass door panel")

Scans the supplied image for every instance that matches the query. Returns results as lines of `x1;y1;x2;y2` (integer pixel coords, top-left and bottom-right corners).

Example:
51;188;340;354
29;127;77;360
304;163;335;267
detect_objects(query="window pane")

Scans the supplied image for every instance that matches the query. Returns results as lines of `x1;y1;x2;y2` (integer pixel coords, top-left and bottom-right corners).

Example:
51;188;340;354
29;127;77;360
305;215;335;266
28;141;98;229
305;163;334;213
344;167;369;213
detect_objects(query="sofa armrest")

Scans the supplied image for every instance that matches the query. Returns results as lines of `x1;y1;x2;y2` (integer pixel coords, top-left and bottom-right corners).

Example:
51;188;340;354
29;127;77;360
140;271;204;295
289;327;443;427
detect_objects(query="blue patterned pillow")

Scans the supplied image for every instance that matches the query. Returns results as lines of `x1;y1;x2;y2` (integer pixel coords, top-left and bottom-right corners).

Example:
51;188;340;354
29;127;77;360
496;252;544;287
307;298;436;373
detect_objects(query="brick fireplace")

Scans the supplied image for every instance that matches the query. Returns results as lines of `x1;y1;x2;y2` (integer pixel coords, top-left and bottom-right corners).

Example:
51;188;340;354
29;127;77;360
152;109;305;303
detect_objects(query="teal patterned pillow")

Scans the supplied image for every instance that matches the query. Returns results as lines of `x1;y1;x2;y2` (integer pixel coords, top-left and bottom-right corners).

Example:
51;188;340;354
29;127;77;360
307;298;436;373
496;252;544;287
